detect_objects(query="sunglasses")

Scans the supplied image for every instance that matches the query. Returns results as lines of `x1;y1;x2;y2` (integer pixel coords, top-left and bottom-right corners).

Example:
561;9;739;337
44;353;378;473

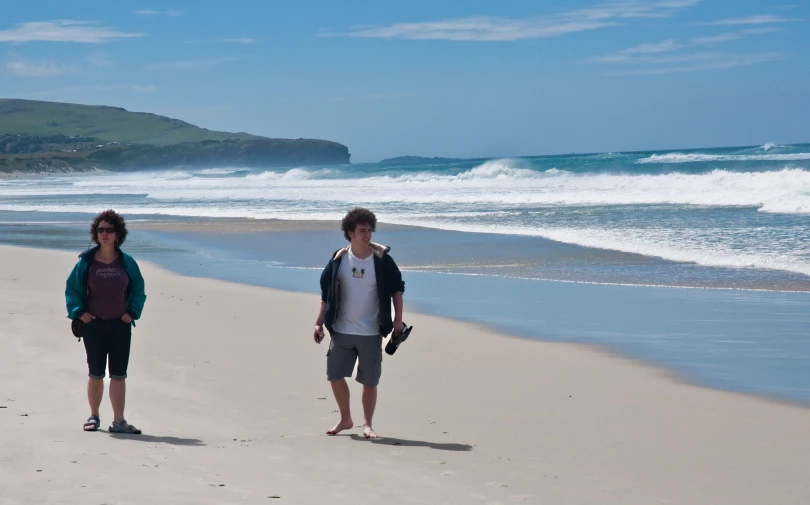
96;227;116;234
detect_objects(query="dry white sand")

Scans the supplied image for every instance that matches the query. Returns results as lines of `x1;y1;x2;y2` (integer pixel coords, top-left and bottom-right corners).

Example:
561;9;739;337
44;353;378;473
1;244;809;505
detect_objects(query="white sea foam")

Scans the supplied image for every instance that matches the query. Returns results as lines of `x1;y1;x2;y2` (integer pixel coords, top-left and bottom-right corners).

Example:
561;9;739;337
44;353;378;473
377;218;810;277
1;165;809;213
0;203;347;221
2;159;809;278
637;152;810;163
195;168;242;175
523;227;810;277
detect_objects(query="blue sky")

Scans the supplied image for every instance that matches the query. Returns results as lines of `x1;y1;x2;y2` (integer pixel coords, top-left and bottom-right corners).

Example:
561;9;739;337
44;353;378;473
1;1;808;162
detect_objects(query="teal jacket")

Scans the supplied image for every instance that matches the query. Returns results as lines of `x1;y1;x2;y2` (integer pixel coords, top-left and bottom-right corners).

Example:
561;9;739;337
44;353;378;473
65;246;146;322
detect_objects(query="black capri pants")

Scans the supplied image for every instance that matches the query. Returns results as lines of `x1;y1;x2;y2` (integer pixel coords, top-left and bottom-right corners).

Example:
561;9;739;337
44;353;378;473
83;319;132;380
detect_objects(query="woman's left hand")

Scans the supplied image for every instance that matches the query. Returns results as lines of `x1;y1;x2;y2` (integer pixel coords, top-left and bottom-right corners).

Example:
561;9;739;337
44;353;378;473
121;313;133;324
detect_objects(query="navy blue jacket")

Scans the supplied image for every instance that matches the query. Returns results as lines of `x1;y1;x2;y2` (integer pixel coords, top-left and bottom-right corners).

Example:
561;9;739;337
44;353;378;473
320;243;404;336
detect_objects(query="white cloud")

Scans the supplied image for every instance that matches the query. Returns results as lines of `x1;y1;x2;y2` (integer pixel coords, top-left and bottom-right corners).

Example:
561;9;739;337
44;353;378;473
130;84;157;93
221;38;256;44
316;93;388;103
135;10;183;16
625;39;683;54
145;56;246;71
741;27;785;34
593;23;783;65
703;15;799;26
6;58;80;76
326;1;701;41
0;20;143;44
610;52;782;74
591;39;684;62
691;26;784;44
87;51;115;68
690;32;743;44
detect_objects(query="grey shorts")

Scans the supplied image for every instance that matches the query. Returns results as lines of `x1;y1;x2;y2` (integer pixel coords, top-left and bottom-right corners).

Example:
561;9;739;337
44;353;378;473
326;331;383;386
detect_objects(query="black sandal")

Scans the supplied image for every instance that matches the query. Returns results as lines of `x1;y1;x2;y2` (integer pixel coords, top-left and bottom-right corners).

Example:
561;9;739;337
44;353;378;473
83;415;100;432
109;419;142;434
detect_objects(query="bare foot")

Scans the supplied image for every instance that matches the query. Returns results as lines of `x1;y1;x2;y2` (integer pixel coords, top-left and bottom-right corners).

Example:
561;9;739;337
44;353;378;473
363;425;379;439
327;419;354;435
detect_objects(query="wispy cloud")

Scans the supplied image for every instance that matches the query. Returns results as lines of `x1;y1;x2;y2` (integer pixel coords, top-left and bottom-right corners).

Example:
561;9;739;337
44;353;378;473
591;20;787;74
592;23;783;67
686;26;782;45
0;20;143;43
145;56;246;71
221;38;256;44
131;84;158;93
610;52;783;74
689;32;743;44
592;38;685;62
315;93;388;103
743;27;786;36
22;83;157;97
324;1;701;41
135;10;183;16
87;51;115;68
6;58;81;76
624;39;683;54
702;14;800;25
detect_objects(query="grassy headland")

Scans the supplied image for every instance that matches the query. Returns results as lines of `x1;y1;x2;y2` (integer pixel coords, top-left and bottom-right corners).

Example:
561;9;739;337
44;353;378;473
0;99;350;173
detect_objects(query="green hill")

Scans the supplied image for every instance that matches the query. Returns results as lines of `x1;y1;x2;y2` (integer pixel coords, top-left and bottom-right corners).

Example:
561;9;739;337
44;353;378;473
0;99;351;173
0;99;263;145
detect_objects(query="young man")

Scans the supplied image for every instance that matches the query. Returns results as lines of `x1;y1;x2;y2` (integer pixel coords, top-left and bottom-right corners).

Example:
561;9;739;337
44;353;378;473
313;207;405;439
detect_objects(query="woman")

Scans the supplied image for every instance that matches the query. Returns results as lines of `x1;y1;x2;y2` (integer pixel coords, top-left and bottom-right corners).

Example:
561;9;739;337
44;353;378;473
65;209;146;434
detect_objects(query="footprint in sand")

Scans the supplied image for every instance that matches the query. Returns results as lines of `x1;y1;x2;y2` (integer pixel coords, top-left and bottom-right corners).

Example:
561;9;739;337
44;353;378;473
486;481;509;488
508;494;532;502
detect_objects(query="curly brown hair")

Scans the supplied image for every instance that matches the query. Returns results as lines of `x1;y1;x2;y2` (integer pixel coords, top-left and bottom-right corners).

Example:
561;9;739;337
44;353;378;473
90;209;128;248
341;207;377;241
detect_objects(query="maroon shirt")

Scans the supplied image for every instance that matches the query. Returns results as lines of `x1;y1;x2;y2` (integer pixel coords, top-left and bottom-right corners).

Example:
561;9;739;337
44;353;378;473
86;255;130;320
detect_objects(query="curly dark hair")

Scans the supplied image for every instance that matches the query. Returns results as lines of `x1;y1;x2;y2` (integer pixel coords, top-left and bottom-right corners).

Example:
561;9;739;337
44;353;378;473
90;209;128;248
341;207;377;241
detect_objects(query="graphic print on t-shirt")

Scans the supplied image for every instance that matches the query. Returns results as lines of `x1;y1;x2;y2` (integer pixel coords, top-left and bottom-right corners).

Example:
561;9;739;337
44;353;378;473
95;265;124;279
86;256;130;320
334;249;379;336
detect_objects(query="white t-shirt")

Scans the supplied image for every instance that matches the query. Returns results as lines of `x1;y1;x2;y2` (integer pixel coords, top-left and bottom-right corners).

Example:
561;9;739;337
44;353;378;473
333;248;380;336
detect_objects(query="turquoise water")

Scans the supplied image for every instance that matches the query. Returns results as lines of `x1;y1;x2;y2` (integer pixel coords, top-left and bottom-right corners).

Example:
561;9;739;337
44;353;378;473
2;143;809;289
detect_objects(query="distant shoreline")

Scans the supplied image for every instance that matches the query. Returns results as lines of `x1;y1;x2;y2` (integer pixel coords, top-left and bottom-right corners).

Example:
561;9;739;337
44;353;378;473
378;155;465;164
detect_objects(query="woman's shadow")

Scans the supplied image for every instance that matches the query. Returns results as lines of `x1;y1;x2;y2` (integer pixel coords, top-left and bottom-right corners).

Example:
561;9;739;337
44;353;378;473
349;434;472;451
107;432;205;446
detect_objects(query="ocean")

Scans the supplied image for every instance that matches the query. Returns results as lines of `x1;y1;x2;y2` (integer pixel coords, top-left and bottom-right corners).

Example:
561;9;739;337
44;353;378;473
1;143;809;402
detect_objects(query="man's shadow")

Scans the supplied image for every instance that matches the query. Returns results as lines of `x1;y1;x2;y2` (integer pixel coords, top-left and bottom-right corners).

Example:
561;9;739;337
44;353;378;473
349;434;472;451
107;432;206;446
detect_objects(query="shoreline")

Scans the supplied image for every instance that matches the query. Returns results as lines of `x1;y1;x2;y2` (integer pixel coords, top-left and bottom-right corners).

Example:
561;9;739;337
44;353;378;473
73;215;810;293
2;244;810;504
1;230;809;404
2;210;808;292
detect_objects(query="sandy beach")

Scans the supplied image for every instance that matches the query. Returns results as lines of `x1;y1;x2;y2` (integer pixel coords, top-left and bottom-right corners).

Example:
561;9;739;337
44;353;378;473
1;244;809;505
